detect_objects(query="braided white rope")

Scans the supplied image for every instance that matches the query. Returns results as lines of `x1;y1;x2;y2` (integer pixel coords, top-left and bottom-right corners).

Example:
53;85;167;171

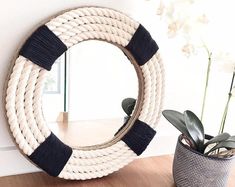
5;7;164;179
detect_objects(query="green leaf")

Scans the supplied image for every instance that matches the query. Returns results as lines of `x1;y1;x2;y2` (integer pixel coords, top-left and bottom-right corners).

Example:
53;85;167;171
122;98;136;116
204;133;230;148
206;141;235;155
226;136;235;142
162;110;195;147
184;110;205;152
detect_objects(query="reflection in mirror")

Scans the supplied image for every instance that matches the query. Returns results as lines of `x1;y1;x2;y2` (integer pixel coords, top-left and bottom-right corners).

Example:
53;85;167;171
42;41;138;148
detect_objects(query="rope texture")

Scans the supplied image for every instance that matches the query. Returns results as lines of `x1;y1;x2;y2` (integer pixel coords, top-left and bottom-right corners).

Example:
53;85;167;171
5;7;164;179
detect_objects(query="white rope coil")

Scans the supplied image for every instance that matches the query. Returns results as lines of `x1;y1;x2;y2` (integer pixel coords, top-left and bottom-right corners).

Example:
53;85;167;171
5;7;164;180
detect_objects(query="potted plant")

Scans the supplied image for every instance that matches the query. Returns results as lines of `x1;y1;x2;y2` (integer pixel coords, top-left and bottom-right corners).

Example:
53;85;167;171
162;110;235;187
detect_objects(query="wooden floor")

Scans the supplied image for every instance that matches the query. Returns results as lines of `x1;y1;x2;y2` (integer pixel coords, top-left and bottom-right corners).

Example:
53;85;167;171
0;155;234;187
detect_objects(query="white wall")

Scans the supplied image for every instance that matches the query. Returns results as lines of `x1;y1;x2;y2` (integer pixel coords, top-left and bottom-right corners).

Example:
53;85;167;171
1;0;235;177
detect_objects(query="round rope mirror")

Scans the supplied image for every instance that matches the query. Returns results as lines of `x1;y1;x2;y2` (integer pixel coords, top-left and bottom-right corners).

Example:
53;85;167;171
5;7;164;180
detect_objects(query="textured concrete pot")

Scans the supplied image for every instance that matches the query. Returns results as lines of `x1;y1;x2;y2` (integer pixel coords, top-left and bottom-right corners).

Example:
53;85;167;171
173;135;235;187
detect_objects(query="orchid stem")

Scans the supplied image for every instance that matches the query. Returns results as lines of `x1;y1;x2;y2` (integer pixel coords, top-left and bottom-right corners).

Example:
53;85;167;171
201;48;212;122
219;71;235;134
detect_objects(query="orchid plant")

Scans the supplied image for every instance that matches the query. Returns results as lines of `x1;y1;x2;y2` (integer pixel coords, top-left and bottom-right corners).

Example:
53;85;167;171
162;110;235;158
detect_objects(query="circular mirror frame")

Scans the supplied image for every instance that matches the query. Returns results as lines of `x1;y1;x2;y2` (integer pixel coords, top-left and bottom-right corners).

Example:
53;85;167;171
5;7;164;180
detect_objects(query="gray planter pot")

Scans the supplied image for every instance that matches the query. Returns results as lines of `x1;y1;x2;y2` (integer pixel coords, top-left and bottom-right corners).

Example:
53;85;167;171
173;135;235;187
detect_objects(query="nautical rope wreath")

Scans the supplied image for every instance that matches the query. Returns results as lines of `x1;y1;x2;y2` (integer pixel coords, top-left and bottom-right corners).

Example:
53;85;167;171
5;7;164;180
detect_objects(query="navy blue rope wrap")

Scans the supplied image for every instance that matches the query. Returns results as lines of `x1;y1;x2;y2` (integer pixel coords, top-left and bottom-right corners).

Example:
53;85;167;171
28;133;72;177
19;25;67;71
125;24;159;66
121;119;156;155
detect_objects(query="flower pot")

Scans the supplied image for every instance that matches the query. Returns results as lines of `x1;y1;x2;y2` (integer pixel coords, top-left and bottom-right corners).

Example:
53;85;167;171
173;135;235;187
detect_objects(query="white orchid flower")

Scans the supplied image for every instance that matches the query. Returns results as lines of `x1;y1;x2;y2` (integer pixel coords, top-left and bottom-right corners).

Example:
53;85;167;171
156;0;165;16
181;43;195;58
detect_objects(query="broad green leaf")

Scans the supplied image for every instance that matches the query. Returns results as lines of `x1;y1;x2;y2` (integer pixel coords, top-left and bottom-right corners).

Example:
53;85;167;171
226;136;235;142
204;133;230;148
162;110;195;147
184;110;205;152
206;141;235;155
122;98;136;116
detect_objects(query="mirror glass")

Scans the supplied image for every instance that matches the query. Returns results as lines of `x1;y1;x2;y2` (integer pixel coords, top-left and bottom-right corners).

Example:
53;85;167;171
42;40;138;147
